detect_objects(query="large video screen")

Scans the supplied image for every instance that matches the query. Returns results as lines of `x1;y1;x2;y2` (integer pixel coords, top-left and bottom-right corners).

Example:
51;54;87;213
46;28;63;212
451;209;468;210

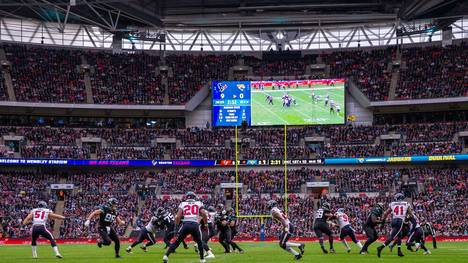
212;79;345;126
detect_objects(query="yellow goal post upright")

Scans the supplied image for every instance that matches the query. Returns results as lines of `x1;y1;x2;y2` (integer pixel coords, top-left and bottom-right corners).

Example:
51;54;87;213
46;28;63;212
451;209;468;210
234;124;289;226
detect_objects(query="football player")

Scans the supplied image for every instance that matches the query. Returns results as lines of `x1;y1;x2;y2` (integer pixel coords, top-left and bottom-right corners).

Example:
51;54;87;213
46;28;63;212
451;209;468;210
126;210;158;253
406;214;431;254
332;208;363;252
155;207;188;250
265;95;274;105
313;202;335;253
163;192;207;263
22;201;65;259
269;200;305;260
215;208;242;253
195;206;216;259
227;207;243;253
85;198;126;258
360;202;384;254
377;193;413;258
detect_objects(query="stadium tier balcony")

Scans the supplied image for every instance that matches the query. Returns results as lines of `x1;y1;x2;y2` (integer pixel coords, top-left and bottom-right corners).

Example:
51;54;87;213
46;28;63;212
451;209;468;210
397;42;468;100
322;48;394;101
4;44;86;103
85;52;164;104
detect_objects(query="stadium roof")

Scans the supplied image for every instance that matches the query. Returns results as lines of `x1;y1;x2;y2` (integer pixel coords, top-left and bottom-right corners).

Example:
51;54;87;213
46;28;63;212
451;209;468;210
0;0;466;31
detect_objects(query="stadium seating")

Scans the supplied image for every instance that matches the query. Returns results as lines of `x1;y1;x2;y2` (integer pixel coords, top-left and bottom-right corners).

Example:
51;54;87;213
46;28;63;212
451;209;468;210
1;119;465;160
1;167;466;238
396;42;468;99
85;52;164;104
1;42;466;104
5;44;86;103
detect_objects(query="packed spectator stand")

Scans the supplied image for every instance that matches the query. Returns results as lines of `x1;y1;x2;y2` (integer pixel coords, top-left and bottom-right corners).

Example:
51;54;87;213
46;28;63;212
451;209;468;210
0;41;466;105
0;167;466;239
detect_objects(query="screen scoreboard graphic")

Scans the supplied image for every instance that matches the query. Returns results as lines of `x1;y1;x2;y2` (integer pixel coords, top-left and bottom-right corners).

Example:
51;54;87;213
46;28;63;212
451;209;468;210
212;79;345;126
212;81;251;126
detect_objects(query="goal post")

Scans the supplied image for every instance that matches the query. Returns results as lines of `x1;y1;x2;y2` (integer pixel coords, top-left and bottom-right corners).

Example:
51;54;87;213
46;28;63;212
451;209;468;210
234;124;289;218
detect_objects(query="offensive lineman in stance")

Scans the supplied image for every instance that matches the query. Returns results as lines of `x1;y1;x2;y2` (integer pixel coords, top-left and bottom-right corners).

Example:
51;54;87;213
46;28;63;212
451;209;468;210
23;201;65;259
268;200;305;260
377;193;413;258
85;198;126;258
163;192;207;263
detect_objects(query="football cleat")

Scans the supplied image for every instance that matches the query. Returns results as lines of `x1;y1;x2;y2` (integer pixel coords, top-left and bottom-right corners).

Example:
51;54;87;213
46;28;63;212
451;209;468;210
56;254;63;259
347;248;351;253
140;245;147;252
115;255;121;258
205;251;215;259
423;251;431;255
329;248;336;254
125;247;132;253
360;251;368;255
294;254;302;260
321;247;328;254
97;242;102;248
194;243;199;253
299;243;305;255
398;251;405;257
377;245;384;258
163;255;169;263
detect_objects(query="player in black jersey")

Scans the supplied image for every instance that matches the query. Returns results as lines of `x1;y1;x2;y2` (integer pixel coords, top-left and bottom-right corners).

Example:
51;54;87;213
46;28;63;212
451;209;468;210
313;202;334;253
360;202;384;254
155;207;189;250
420;221;437;249
227;208;243;253
215;209;243;253
85;198;126;258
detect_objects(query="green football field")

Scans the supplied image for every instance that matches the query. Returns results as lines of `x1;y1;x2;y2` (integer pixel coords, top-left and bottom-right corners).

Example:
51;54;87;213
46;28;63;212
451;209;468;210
251;84;345;126
2;242;466;263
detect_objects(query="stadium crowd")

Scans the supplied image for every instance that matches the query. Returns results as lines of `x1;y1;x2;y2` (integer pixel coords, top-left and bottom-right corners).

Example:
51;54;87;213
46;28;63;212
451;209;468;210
1;167;466;239
0;119;466;160
1;41;466;104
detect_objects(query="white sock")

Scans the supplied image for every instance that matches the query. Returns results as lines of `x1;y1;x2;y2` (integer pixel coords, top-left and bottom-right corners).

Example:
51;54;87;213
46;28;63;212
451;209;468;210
286;242;301;247
286;247;299;256
356;241;363;249
53;246;60;255
32;246;38;258
342;240;350;250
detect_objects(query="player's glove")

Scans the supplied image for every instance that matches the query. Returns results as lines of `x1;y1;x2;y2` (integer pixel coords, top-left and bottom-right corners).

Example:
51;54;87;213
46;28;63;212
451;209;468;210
84;220;90;227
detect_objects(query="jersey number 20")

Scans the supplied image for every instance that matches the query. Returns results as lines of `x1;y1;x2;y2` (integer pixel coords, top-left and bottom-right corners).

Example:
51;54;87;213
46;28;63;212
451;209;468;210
183;205;199;216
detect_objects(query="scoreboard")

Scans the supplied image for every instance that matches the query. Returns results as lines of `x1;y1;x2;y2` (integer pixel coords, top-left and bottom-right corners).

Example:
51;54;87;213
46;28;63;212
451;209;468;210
212;79;346;127
212;81;251;126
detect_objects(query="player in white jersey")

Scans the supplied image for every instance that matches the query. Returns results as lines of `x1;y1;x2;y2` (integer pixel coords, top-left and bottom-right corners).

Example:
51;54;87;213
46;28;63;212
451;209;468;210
22;201;65;259
377;193;413;258
126;213;158;253
331;208;363;252
163;192;208;263
329;100;335;113
194;206;216;258
268;200;305;260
